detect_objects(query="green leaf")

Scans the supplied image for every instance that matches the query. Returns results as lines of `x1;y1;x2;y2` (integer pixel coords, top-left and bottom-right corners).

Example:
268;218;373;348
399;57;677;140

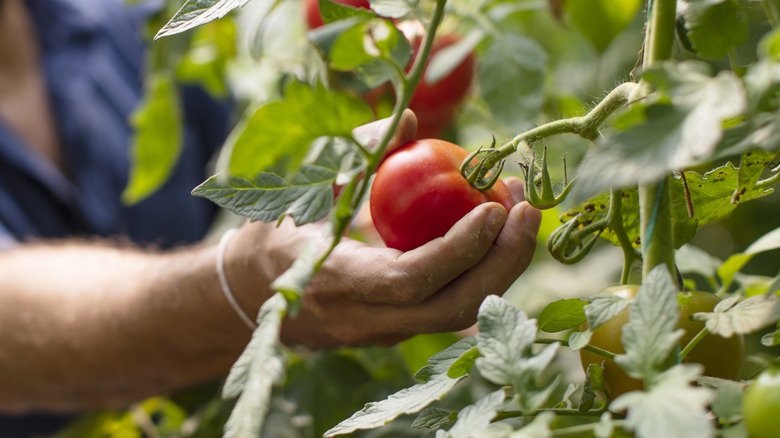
568;329;592;351
574;62;746;198
610;365;714;438
538;298;587;332
174;18;236;97
192;167;335;226
584;293;632;330
682;0;748;60
675;244;723;280
320;0;376;24
426;28;483;84
323;337;476;437
222;293;288;438
718;226;780;289
227;81;373;178
580;363;607;412
155;0;259;39
368;0;414;19
565;0;642;52
329;19;410;87
479;34;547;131
443;389;505;438
411;407;454;430
709;380;744;423
693;293;780;337
122;73;182;205
615;266;683;382
447;346;481;378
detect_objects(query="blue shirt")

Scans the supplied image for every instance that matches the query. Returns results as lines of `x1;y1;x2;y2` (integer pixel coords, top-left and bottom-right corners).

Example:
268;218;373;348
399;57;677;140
0;0;232;250
1;0;232;435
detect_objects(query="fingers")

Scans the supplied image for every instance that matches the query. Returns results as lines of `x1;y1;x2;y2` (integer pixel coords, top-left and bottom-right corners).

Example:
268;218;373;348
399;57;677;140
344;203;509;305
503;176;526;204
352;109;418;155
391;201;542;334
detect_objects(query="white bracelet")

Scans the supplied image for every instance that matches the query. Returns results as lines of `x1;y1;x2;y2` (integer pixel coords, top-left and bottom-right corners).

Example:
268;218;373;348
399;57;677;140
217;229;258;330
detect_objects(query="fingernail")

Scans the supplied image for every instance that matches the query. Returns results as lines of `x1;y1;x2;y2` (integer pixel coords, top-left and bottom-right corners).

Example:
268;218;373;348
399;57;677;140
486;205;508;235
522;203;542;232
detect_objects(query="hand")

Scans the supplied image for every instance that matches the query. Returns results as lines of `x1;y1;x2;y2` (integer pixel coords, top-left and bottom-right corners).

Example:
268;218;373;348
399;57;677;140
226;110;542;348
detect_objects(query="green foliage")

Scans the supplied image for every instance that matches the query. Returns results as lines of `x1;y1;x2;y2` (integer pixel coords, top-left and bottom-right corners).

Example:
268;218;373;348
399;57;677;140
564;0;643;52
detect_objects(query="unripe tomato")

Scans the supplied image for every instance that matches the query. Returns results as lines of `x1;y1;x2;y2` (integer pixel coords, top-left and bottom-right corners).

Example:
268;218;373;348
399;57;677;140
303;0;371;29
580;285;745;398
369;139;514;252
743;366;780;438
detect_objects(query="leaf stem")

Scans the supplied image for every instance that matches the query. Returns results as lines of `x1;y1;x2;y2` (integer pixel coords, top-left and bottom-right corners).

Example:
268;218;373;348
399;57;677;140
474;82;638;173
679;326;709;361
608;188;641;285
535;337;616;359
552;420;627;436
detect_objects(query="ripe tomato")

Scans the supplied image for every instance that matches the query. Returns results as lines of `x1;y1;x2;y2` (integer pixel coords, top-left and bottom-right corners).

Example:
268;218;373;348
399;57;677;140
369;139;514;252
743;366;780;438
579;286;745;398
303;0;371;29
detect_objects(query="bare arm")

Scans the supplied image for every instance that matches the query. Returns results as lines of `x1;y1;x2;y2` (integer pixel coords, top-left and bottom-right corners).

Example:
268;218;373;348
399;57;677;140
0;112;541;413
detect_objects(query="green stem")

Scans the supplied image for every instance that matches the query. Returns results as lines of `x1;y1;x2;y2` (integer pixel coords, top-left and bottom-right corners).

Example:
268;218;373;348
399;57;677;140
639;0;678;280
493;408;610;421
553;420;627;437
763;0;780;28
535;337;616;360
679;327;709;361
474;82;638;174
609;189;640;284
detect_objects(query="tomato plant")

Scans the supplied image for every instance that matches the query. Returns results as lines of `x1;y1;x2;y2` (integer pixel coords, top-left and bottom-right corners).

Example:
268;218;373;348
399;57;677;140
369;139;513;251
743;366;780;438
580;285;745;398
303;0;371;29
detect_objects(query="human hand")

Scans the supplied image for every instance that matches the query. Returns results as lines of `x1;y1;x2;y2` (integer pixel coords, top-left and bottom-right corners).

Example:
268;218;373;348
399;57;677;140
226;110;541;348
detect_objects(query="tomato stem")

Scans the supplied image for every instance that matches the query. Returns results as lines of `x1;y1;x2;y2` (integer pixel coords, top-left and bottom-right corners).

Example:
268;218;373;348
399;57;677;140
608;189;641;285
535;337;616;360
679;326;709;361
467;82;638;182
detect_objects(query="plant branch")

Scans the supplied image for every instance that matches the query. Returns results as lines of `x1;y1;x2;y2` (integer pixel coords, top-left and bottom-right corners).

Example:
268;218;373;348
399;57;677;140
535;337;616;360
638;0;678;280
679;327;709;361
471;82;638;175
609;189;641;284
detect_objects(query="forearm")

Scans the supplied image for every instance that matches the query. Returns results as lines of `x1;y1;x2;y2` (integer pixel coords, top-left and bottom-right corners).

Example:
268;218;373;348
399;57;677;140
0;237;268;413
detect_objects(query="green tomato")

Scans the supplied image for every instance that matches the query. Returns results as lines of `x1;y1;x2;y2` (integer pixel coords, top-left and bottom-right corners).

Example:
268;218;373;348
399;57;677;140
743;366;780;438
580;285;745;398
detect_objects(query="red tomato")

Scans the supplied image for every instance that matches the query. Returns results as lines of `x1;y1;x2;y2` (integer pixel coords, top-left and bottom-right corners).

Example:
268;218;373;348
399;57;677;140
370;139;514;251
304;0;372;29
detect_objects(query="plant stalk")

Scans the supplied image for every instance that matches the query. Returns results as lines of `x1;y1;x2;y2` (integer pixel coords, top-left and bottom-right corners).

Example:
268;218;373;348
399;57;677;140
639;0;677;279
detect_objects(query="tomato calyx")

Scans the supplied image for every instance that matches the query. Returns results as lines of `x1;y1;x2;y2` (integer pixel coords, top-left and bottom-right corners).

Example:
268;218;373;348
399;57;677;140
459;137;506;191
519;146;575;210
547;213;607;264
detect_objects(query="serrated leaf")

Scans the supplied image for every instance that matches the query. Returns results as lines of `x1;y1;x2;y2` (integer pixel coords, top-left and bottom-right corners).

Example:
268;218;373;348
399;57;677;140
411;407;454;430
475;296;541;385
615;266;683;382
324;338;475;437
155;0;258;39
222;293;288;438
693;293;780;337
442;389;506;438
123;73;182;205
574;62;746;199
718;226;780;289
580;363;607;412
610;364;714;438
565;0;642;52
193;166;335;226
682;0;748;60
227;81;373;177
479;34;547;131
538;298;587;332
584;293;632;330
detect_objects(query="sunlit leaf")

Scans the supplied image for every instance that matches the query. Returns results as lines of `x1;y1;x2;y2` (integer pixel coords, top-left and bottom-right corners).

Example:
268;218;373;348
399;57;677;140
123;73;182;205
693;293;780;337
155;0;263;39
441;389;505;438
